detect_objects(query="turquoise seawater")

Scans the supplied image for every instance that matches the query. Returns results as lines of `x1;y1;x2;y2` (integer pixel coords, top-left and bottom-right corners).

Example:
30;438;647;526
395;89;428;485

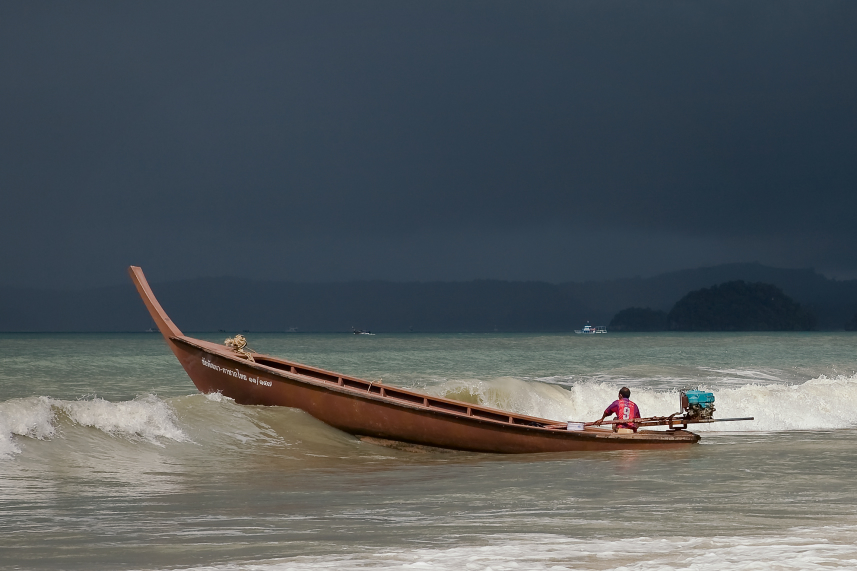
2;332;857;570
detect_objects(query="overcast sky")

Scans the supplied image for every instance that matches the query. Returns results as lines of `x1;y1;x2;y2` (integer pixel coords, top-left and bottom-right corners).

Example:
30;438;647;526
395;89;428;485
2;1;856;288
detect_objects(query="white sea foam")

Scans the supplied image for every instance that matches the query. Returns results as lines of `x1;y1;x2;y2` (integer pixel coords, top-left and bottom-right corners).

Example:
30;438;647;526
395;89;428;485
431;374;857;432
0;394;189;458
58;394;190;444
0;396;56;458
204;391;233;403
702;374;857;432
166;527;857;570
3;373;855;459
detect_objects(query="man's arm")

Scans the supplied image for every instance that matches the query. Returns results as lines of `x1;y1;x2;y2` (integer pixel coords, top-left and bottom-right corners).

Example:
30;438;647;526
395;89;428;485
593;402;617;426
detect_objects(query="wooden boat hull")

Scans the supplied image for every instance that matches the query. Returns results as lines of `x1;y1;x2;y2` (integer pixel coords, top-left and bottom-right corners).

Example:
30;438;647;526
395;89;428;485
129;266;700;452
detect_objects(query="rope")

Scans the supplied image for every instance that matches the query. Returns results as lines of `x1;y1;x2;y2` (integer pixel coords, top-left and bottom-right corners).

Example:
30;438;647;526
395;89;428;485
224;334;256;362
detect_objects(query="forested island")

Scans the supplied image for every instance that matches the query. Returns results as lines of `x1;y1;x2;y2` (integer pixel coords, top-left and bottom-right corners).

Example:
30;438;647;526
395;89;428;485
612;281;816;331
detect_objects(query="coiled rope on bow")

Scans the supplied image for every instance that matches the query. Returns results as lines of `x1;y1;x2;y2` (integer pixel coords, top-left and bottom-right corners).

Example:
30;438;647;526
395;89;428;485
224;334;256;362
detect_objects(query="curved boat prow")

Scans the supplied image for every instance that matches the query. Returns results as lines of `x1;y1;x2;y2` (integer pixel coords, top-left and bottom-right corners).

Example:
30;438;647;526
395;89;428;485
128;266;183;346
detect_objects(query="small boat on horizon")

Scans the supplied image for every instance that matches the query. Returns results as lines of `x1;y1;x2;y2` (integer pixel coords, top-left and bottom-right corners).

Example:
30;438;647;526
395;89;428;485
574;323;607;334
129;266;750;453
352;327;375;335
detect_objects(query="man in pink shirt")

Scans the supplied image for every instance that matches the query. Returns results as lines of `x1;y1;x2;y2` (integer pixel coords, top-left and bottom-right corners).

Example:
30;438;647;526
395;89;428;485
594;387;640;432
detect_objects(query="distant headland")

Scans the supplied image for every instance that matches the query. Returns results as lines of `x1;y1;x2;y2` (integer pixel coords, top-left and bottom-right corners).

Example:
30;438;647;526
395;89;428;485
612;281;817;331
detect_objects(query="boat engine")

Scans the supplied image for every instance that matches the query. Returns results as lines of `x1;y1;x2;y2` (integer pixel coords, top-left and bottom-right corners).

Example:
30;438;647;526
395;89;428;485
680;390;716;421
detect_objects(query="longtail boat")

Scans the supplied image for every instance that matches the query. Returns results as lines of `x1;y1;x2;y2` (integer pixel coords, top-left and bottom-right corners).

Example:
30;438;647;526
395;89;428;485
130;266;751;453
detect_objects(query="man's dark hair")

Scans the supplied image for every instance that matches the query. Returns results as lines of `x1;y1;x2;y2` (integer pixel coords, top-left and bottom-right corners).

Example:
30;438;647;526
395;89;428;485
619;387;631;399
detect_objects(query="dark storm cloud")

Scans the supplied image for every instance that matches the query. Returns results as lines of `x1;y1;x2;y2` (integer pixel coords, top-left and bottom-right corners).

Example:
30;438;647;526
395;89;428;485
2;1;856;287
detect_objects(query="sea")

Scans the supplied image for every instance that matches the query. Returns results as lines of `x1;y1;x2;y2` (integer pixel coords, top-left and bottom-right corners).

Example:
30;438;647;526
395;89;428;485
2;331;857;570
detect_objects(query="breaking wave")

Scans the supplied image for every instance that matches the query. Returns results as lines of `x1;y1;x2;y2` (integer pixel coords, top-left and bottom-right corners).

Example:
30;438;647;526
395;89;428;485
429;373;857;432
59;394;190;443
3;373;857;459
0;394;189;459
0;396;56;458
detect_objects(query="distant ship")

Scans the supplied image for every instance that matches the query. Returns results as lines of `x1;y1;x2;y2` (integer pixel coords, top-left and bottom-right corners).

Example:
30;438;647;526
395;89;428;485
574;323;607;334
352;327;375;336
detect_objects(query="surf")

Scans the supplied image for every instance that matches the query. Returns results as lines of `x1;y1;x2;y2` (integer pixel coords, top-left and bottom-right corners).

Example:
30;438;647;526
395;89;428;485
0;394;189;459
427;373;857;433
154;526;857;571
3;373;857;460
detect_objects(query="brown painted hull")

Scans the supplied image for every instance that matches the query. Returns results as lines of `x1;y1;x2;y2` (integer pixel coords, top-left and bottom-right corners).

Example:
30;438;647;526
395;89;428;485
129;266;700;452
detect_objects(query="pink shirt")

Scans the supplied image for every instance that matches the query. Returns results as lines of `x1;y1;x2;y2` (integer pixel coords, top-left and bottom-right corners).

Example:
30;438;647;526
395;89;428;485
604;398;640;431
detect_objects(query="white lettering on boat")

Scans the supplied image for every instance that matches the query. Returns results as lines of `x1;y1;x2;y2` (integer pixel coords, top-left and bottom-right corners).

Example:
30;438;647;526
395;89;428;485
201;356;272;387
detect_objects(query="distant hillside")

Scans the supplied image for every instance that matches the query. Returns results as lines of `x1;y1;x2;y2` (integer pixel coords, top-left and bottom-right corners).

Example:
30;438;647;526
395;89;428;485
609;307;668;332
0;280;583;333
667;281;816;331
1;263;856;331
